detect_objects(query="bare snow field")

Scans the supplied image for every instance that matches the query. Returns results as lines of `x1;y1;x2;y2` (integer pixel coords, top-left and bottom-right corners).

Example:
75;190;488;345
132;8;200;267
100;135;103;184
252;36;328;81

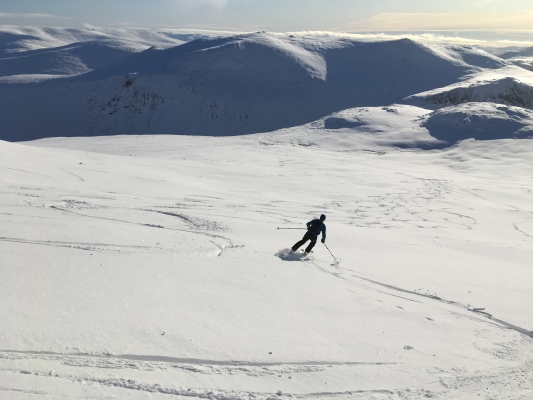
2;126;533;399
1;26;533;400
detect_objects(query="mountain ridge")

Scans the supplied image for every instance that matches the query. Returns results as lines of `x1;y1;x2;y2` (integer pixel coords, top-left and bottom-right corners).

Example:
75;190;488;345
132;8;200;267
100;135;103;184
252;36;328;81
0;33;514;142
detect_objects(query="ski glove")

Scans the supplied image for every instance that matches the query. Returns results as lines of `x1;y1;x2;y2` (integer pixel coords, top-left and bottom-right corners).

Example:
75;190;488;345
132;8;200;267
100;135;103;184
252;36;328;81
321;239;325;243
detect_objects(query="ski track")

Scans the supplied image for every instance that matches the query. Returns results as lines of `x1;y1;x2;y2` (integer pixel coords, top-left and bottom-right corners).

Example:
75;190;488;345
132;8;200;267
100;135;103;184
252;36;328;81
0;236;158;253
0;351;393;368
148;209;229;233
1;189;237;255
1;264;531;399
60;168;85;182
313;259;533;340
46;205;236;252
296;247;533;343
5;168;61;180
0;386;114;400
0;368;400;400
513;217;533;238
3;179;531;339
0;351;400;400
1;351;531;400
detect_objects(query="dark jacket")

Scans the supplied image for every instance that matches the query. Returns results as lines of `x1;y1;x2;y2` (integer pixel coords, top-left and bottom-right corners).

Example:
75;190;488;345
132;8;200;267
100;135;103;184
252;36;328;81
307;219;326;240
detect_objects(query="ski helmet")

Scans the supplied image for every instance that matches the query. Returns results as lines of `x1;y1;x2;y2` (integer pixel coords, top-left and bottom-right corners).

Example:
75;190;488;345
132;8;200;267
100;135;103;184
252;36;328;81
320;214;326;221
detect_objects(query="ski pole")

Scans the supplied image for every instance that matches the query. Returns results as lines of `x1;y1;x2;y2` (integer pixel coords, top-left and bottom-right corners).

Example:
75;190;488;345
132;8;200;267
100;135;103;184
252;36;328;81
323;242;335;259
324;243;341;266
277;227;306;230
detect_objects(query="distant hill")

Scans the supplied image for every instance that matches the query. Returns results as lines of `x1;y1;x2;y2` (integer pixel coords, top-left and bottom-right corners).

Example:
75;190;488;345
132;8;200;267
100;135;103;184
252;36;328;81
0;40;146;77
497;46;533;72
0;33;514;141
403;66;533;110
421;103;533;143
0;26;185;54
500;47;533;59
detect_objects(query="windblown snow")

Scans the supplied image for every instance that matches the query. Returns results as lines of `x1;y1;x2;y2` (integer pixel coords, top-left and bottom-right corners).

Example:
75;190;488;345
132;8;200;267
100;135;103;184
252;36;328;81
501;46;533;72
1;26;533;400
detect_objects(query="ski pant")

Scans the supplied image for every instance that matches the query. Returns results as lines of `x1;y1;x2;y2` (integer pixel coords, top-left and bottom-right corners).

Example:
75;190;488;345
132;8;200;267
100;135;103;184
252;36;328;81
292;231;318;253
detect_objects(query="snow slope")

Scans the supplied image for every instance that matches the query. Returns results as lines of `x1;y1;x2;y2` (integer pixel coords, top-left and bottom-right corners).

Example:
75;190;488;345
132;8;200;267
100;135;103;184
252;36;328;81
1;131;533;399
199;103;532;150
0;34;510;141
403;65;533;110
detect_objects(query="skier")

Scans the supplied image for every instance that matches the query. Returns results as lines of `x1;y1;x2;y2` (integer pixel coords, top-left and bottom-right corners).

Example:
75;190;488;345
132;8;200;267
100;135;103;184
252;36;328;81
291;214;326;255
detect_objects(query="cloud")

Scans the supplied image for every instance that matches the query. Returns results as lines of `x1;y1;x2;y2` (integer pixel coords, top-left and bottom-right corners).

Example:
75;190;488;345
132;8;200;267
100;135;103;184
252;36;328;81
82;23;99;30
284;30;481;44
179;0;248;9
278;31;533;48
349;12;533;31
199;0;230;5
0;12;57;19
179;0;226;8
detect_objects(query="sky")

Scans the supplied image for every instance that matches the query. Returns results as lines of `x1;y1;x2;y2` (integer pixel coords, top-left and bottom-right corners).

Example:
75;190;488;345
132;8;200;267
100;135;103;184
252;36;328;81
1;0;533;45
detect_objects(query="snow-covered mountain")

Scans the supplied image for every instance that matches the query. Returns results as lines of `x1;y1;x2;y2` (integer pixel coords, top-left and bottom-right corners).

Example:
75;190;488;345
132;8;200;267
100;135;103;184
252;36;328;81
0;32;519;141
500;46;533;60
0;26;186;54
497;47;533;72
0;40;146;77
